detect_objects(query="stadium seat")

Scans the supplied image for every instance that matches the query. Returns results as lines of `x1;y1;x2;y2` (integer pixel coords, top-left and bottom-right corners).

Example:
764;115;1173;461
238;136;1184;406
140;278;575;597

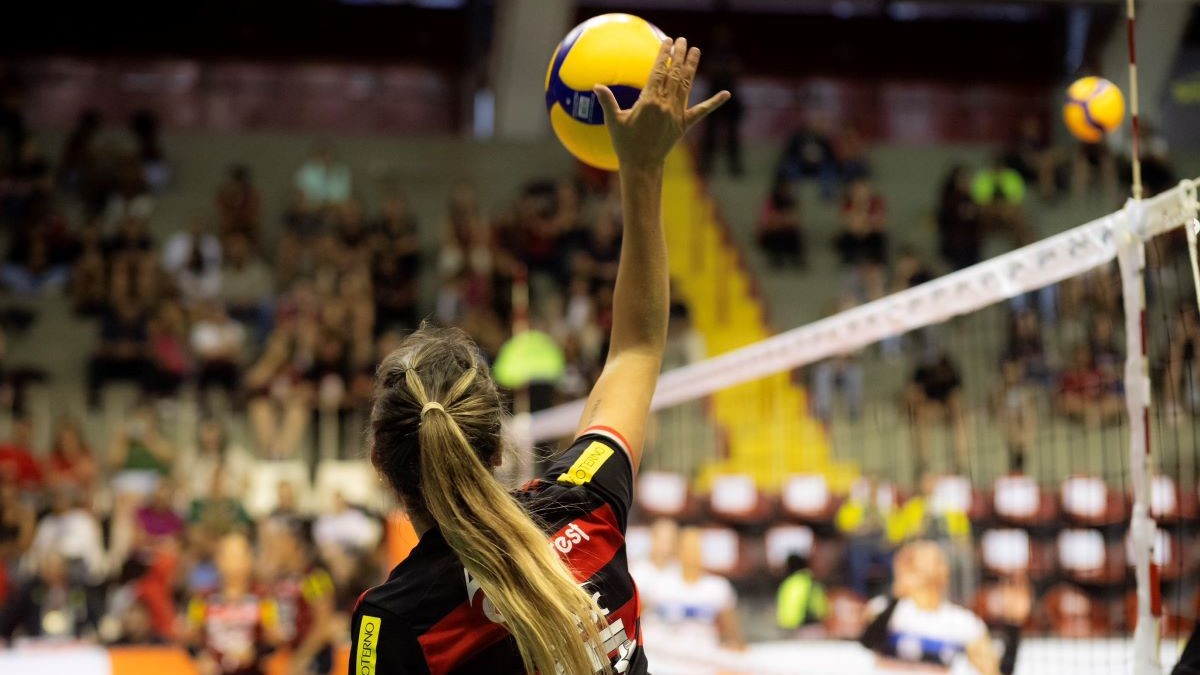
313;459;386;513
763;524;815;576
780;473;841;526
930;474;990;522
706;473;774;526
979;528;1054;580
634;471;698;521
1150;475;1199;524
991;474;1059;528
1060;475;1129;527
823;587;867;639
972;582;1033;630
1057;528;1127;586
697;526;758;582
1042;583;1113;637
244;460;312;518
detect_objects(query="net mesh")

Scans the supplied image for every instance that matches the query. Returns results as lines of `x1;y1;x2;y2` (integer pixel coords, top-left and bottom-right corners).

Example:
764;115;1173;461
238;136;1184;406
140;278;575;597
524;179;1200;674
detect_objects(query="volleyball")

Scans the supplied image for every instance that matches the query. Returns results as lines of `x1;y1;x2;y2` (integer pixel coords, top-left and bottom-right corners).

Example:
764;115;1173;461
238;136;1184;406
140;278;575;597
545;13;667;170
1062;76;1125;143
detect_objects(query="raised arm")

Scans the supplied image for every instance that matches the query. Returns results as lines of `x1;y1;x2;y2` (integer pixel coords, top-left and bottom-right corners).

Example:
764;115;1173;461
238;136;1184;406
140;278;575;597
576;36;729;467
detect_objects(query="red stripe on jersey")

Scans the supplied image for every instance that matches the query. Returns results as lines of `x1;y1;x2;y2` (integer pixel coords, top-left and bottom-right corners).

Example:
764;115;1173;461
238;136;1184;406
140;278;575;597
418;600;512;675
418;502;626;673
552;503;624;581
578;425;633;461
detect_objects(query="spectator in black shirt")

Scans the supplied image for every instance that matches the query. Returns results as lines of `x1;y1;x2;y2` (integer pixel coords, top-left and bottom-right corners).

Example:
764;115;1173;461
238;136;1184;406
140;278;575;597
757;178;806;269
937;165;983;271
778;114;839;200
87;299;150;408
907;347;968;473
0;552;100;643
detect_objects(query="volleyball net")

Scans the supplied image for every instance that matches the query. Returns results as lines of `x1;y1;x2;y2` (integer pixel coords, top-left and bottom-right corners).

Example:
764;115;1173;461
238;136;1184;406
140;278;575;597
522;178;1200;674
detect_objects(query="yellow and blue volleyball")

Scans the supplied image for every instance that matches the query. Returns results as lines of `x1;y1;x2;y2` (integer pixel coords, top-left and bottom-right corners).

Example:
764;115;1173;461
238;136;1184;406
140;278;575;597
545;13;666;171
1063;76;1125;143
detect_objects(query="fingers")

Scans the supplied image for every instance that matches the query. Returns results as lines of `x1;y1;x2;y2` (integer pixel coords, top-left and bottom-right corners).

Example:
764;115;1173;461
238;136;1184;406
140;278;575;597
646;38;672;94
664;37;689;99
684;90;732;130
592;85;622;123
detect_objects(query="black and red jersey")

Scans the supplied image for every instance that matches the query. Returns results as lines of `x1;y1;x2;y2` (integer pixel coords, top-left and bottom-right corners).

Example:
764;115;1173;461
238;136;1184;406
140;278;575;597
273;565;335;648
348;428;646;675
187;590;279;675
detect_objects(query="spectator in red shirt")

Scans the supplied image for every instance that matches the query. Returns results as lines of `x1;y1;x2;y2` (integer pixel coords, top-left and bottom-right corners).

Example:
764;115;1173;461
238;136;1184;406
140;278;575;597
45;417;97;493
1057;344;1123;427
0;417;42;491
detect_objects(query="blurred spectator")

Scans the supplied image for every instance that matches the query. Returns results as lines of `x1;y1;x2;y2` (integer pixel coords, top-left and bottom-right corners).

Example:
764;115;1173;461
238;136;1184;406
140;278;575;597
1057;344;1123;427
1072;139;1118;205
106;597;166;646
906;347;968;473
245;310;315;458
186;533;278;675
2;138;53;225
697;26;743;177
294;144;350;207
639;526;745;652
136;479;185;542
372;199;422;333
1166;305;1200;419
45;417;98;493
629;518;680;593
0;552;100;643
1005;114;1059;201
178;419;253;505
776;553;828;637
57;109;101;195
130;110;170;192
190;302;246;403
836;477;894;598
266;481;305;526
218;233;274;340
146;299;191;398
756;178;806;269
777;115;839;199
972;154;1030;245
937;164;984;271
71;222;108;315
833;126;870;184
1;219;72;295
0;475;35;576
188;466;253;540
0;417;42;491
812;297;863;423
108;404;175;496
88;300;150;408
1004;309;1050;385
26;486;106;583
163;219;222;305
265;521;335;675
991;360;1037;474
215;164;262;239
313;493;378;558
835;178;888;301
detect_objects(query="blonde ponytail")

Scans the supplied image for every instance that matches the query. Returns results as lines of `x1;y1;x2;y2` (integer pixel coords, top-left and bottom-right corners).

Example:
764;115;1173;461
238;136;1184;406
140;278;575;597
371;326;612;675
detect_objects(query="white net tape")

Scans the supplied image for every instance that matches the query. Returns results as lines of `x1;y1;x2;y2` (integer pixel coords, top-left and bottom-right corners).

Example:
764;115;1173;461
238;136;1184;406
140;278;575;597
528;178;1199;443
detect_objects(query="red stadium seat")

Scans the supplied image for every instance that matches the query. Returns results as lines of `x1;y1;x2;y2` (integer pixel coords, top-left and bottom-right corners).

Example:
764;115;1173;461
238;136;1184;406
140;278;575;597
706;473;774;526
635;471;699;521
930;474;991;522
780;473;841;526
823;587;868;639
992;474;1059;527
763;524;816;576
973;582;1034;630
1042;583;1113;637
1057;528;1127;586
1060;475;1129;527
1124;526;1192;583
979;528;1055;580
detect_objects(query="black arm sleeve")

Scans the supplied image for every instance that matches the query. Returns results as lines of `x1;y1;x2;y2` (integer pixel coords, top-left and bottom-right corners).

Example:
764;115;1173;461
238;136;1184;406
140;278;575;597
1173;621;1200;675
859;597;899;654
349;602;424;675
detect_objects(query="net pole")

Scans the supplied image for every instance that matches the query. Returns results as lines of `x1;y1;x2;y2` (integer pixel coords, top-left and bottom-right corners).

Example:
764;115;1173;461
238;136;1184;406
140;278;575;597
1118;200;1161;675
1126;0;1143;200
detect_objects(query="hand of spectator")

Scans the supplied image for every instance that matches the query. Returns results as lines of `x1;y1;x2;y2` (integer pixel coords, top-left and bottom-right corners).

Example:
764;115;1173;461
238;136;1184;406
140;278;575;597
592;37;729;170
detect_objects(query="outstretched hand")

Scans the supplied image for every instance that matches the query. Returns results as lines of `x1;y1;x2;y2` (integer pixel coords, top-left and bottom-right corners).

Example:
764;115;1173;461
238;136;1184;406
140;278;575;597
593;36;731;170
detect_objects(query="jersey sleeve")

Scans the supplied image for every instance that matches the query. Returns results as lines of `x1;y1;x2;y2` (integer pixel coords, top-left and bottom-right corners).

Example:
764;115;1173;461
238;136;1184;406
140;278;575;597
541;427;635;530
349;602;425;675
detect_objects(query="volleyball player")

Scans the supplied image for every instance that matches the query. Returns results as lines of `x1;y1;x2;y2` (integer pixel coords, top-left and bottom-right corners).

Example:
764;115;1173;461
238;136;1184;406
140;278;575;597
860;541;1028;675
348;36;730;675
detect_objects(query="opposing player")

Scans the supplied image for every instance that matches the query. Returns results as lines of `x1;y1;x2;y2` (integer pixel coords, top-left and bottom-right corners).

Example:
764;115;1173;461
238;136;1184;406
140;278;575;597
860;541;1027;675
349;36;729;675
